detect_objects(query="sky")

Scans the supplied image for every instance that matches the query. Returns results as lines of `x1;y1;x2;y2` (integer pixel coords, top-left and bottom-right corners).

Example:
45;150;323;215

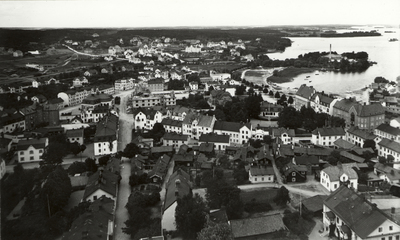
0;0;399;28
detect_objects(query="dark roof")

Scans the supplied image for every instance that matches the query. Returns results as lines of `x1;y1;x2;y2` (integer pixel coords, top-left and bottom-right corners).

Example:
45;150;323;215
48;98;64;104
148;78;164;84
66;128;84;138
83;170;119;200
149;154;171;180
378;138;400;153
172;153;194;163
0;138;12;148
295;84;315;99
375;123;400;136
164;169;191;211
213;121;250;132
284;163;308;177
199;133;229;144
347;126;376;140
162;132;189;141
352;147;374;155
324;186;394;239
209;209;228;224
340;151;365;163
94;114;118;141
311;93;334;105
83;93;113;105
230;214;287;238
293;147;333;156
302;195;328;213
17;138;48;151
250;166;275;176
333;98;357;112
334;138;356;150
312;127;345;136
260;102;284;111
161;118;182;127
199;142;214;153
151;146;174;153
294;155;319;165
374;163;400;181
352;103;385;117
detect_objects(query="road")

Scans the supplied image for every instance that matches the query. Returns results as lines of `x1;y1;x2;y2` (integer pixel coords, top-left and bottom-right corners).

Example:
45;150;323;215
114;90;135;240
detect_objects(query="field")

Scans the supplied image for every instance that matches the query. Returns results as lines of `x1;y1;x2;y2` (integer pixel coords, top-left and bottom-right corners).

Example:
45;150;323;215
267;67;317;83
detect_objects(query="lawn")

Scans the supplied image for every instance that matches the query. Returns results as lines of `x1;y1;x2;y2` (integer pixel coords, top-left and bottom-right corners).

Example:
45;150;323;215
267;67;317;83
244;70;266;77
241;188;284;211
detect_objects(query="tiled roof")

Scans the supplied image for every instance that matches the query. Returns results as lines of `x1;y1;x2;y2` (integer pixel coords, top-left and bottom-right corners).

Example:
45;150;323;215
351;147;374;155
17;138;48;151
312;127;345;136
374;163;400;181
352;103;385;117
94;114;118;140
294;155;319;165
324;186;392;239
311;93;334;105
272;128;295;137
293;147;333;156
83;170;119;200
149;154;171;179
172;153;194;163
213;121;250;132
302;195;328;213
260;102;284;111
199;133;229;144
162;132;189;141
249;166;275;176
322;163;358;181
161;118;182;127
295;84;315;99
334;138;356;149
230;214;287;238
66;128;84;138
347;126;376;140
197;114;214;128
151;146;174;153
164;169;191;211
333;98;357;112
199;142;214;153
375;123;400;136
340;151;365;163
378;138;400;153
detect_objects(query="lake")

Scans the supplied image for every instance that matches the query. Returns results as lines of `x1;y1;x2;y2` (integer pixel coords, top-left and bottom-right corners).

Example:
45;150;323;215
267;27;400;95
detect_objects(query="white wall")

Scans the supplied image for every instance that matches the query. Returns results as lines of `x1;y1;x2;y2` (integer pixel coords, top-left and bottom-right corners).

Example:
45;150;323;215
162;202;177;231
18;145;45;163
85;189;116;202
94;140;117;156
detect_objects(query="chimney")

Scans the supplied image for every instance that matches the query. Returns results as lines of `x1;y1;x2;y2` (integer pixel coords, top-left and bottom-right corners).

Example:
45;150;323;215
392;207;396;214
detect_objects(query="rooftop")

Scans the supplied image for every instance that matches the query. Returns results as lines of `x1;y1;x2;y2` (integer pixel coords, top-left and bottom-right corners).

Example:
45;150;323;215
230;214;287;239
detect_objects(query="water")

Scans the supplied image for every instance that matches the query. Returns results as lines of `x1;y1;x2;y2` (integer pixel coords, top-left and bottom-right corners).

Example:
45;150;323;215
267;27;400;95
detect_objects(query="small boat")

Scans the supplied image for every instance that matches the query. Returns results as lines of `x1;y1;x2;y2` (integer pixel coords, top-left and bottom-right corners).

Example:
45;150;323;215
389;38;398;42
309;81;312;83
306;76;310;78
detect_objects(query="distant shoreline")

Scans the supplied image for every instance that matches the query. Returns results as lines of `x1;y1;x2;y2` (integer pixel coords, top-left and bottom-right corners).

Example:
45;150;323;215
266;67;317;84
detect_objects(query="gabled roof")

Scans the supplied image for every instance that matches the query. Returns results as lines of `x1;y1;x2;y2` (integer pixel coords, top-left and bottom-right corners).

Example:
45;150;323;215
17;138;48;151
376;123;400;136
312;127;345;136
94;114;118;140
295;84;315;99
374;163;400;181
322;163;358;181
197;114;215;128
351;103;385;117
151;145;174;153
172;153;194;163
324;186;395;239
378;138;400;153
161;118;182;127
83;170;119;200
199;142;214;153
162;132;189;141
213;121;250;132
164;169;191;211
66;128;84;138
334;138;356;150
311;93;334;105
249;166;275;176
230;214;287;238
347;126;376;140
284;162;308;177
294;155;319;165
149;154;171;179
302;195;328;213
333;98;357;112
340;151;365;163
199;133;229;144
272;128;295;137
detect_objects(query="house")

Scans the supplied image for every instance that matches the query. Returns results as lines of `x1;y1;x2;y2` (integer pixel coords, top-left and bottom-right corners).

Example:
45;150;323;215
31;94;47;104
249;166;275;183
115;78;135;92
168;105;190;121
162;132;190;150
310;92;335;114
17;138;48;163
0;138;12;154
62;196;115;240
161;118;182;134
83;169;119;202
182;113;216;140
377;138;400;169
375;123;400;143
346;126;378;148
322;185;400;240
66;128;84;145
283;163;307;183
199;133;230;151
148;154;171;183
333;138;357;150
213;121;252;145
293;155;319;174
229;214;288;239
302;195;328;217
94;114;118;156
199;142;215;157
133;108;166;131
151;146;174;158
272;128;295;145
311;127;346;147
332;99;385;130
131;94;161;109
188;81;198;90
13;50;23;57
162;169;191;232
259;102;283;119
320;163;358;192
0;109;26;134
80;106;109;123
294;84;316;110
374;162;400;185
172;152;194;168
148;78;164;92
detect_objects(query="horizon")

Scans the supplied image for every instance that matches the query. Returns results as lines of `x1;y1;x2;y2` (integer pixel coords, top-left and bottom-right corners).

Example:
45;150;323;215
0;0;399;29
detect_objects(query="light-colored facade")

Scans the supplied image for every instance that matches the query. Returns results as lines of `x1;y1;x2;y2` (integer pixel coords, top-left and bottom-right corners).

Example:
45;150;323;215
17;138;48;163
320;164;358;192
311;127;346;147
377;138;400;170
249;167;275;183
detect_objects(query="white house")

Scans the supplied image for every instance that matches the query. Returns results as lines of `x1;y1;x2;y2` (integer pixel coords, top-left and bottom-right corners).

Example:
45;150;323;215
188;82;198;90
213;121;252;145
346;126;378;148
377;138;400;170
320;163;358;192
182;113;216;140
271;128;295;145
133;109;166;131
322;186;400;240
162;133;190;150
93;115;118;156
375;123;400;144
161;118;183;134
249;166;275;183
66;128;84;145
17;138;48;163
83;169;119;202
311;127;346;147
310;93;335;114
374;163;400;185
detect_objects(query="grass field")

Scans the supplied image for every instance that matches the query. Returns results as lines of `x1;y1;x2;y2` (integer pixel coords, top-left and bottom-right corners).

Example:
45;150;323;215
267;67;316;83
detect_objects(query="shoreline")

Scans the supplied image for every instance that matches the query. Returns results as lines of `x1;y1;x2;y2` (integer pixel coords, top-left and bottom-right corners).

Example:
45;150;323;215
266;67;318;84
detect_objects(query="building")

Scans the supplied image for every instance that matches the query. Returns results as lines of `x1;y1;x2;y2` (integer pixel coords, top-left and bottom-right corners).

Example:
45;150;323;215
332;99;385;130
115;78;135;92
66;128;84;145
83;169;119;202
167;105;190;121
133;108;166;131
161;118;183;134
346;126;378;147
162;132;190;150
259;102;283;119
294;84;316;110
81;93;113;109
311;127;346;147
283;163;307;183
213;121;252;145
199;133;230;151
94;115;118;156
58;88;91;107
0;109;25;134
320;163;358;192
80;105;109;123
310;93;335;114
230;214;288;239
377;138;400;169
148;154;171;183
182;113;216;140
249;166;275;183
0;158;6;179
375;123;400;143
323;185;400;240
162;169;191;232
131;94;161;108
148;78;164;92
17;138;48;163
272;128;295;145
374;163;400;185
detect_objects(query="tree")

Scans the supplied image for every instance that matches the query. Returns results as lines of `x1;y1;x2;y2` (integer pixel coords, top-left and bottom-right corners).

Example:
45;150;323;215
248;87;255;95
41;142;67;165
42;167;72;215
273;186;290;206
235;85;246;95
288;96;294;104
363;139;376;151
277;106;301;129
198;221;233;240
175;193;207;239
269;90;274;96
245;95;261;119
85;158;98;173
274;91;281;99
69;142;85;156
98;155;110;166
67;161;87;175
233;161;249;185
123;143;140;158
263;135;273;145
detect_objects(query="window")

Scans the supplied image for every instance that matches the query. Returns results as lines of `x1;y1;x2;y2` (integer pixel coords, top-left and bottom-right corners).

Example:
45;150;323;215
262;178;264;181
390;226;393;231
292;178;296;182
292;172;296;176
29;150;34;154
30;156;34;160
334;184;338;189
396;235;399;240
379;227;383;232
39;149;43;153
381;238;385;240
20;157;24;161
93;196;97;200
255;178;257;182
20;151;24;155
389;237;392;240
